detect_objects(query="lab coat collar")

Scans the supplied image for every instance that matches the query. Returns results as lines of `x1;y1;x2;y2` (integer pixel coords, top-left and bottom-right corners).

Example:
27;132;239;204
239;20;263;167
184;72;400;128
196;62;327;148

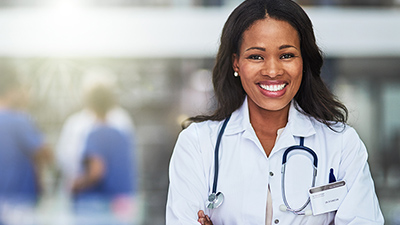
271;101;317;155
287;101;316;138
224;96;316;140
223;96;251;135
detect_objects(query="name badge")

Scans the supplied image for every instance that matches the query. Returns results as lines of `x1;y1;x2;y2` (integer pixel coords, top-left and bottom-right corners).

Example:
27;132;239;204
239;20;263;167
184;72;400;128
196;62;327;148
308;180;347;216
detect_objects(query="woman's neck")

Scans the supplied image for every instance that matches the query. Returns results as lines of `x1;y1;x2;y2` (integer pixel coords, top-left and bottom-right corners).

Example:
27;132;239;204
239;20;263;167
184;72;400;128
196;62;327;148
248;99;290;156
249;102;289;133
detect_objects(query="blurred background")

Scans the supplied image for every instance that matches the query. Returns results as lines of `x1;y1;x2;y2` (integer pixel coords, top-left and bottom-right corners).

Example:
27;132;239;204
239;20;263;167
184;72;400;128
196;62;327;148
0;0;399;224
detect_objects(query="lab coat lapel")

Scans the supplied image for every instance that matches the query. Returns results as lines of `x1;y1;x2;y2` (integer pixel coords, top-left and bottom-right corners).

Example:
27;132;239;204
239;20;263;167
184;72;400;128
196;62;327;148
224;96;252;136
271;101;316;155
225;97;265;154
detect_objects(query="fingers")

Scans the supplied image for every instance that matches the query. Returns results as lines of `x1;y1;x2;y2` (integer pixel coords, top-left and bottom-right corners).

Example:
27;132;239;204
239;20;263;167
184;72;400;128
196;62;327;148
198;210;205;218
198;210;213;225
206;215;212;224
198;218;212;225
198;210;206;224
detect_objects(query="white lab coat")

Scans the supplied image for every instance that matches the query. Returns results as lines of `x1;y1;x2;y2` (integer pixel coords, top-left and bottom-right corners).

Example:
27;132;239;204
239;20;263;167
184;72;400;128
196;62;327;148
166;98;384;225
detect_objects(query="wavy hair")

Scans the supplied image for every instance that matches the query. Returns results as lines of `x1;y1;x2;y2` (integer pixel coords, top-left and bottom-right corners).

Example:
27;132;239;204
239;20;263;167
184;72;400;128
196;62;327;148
188;0;347;129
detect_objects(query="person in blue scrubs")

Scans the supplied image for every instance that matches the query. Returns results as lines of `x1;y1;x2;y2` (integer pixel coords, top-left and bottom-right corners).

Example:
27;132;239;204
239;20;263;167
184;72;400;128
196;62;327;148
0;66;51;224
72;83;136;224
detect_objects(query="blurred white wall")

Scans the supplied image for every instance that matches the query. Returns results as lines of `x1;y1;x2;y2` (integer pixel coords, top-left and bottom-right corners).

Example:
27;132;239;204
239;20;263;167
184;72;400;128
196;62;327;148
0;7;399;58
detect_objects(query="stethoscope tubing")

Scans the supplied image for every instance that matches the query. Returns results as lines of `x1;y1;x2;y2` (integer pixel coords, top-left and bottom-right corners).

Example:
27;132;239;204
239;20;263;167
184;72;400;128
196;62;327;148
281;137;318;215
212;115;231;194
282;139;318;167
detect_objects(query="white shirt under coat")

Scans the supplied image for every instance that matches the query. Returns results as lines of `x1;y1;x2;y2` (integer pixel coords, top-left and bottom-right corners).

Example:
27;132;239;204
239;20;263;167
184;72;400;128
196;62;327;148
166;98;384;225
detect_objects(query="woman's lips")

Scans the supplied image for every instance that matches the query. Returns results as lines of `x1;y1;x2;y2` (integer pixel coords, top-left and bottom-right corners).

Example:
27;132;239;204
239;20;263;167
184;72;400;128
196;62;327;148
258;81;288;98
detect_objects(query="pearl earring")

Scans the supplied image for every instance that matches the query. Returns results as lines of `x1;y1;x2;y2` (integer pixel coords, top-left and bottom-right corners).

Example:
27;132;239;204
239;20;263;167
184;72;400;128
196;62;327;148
234;71;239;77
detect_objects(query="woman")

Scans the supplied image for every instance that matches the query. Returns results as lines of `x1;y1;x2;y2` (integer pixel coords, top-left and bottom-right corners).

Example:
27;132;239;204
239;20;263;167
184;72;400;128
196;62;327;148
166;0;384;224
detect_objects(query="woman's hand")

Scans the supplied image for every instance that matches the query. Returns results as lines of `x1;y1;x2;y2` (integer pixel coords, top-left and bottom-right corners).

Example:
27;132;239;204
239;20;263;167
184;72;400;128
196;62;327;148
198;210;213;225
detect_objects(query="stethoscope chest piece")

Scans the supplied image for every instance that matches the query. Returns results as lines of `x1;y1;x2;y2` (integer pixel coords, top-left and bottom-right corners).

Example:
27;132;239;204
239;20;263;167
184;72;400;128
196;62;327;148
206;192;224;209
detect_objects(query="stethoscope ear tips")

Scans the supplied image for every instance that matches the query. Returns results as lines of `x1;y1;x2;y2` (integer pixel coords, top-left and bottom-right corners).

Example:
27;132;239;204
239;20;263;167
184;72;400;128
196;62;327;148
279;204;313;216
206;192;224;209
304;209;313;216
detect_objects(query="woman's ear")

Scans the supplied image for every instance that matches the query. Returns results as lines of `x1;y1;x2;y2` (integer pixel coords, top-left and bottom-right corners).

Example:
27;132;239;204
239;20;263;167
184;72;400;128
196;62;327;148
232;53;239;72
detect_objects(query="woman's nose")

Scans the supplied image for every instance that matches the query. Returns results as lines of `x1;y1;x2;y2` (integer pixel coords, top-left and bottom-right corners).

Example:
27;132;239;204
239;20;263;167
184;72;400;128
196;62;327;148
261;58;283;78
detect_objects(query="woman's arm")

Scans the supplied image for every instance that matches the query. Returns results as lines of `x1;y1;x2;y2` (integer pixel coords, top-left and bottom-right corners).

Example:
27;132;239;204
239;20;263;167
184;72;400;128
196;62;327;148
72;155;105;193
166;124;212;225
334;127;384;224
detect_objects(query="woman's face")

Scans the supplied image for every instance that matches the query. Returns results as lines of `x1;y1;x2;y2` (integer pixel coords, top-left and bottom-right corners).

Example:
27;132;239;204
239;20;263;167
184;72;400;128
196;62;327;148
233;17;303;114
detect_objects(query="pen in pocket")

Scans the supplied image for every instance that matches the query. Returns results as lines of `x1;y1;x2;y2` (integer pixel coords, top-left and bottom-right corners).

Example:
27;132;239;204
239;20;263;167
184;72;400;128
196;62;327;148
329;168;336;183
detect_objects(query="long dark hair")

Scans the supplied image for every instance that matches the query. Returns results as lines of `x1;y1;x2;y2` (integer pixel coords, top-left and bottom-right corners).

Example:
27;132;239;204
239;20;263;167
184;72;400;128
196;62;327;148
188;0;348;129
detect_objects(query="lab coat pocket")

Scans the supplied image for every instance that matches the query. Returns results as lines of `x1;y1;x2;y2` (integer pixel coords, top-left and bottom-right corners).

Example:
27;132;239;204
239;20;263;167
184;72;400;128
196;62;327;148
309;180;347;216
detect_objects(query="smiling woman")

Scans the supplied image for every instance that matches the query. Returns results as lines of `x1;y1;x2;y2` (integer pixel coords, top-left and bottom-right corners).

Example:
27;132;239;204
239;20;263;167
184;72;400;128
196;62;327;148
232;18;304;156
233;18;303;128
166;0;384;224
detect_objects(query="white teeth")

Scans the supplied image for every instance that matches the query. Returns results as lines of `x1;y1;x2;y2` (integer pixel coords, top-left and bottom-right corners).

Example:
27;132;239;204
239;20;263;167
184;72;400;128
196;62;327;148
260;83;286;91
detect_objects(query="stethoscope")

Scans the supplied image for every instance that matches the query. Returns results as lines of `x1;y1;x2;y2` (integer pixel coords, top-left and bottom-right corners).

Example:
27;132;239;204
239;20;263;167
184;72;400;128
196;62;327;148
205;115;231;209
279;136;317;215
206;115;318;217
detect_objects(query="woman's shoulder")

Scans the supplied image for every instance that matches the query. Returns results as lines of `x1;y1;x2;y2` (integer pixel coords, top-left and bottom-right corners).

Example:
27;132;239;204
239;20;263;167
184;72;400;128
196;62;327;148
309;117;360;139
309;119;368;162
176;119;224;147
310;118;364;147
182;119;223;134
172;119;224;160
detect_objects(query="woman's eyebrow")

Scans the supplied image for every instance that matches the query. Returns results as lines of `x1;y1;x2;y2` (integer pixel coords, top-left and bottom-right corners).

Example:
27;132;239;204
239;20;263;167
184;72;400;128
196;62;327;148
279;44;298;50
245;45;298;52
245;47;266;52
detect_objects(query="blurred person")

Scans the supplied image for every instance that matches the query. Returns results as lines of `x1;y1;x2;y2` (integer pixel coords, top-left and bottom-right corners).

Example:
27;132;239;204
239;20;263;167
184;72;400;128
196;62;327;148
56;72;137;223
166;0;384;224
0;66;51;224
56;72;136;196
71;83;136;224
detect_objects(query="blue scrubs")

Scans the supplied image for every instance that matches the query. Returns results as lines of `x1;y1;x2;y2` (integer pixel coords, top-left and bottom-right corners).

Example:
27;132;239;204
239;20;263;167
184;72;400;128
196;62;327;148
76;124;135;200
0;110;43;204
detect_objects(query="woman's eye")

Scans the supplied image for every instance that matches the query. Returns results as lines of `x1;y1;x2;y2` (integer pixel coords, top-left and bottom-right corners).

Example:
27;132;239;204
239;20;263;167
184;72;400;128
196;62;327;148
248;55;264;60
281;53;295;59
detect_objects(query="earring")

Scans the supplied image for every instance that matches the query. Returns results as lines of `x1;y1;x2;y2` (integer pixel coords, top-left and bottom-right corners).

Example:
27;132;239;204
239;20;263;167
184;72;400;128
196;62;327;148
234;71;239;77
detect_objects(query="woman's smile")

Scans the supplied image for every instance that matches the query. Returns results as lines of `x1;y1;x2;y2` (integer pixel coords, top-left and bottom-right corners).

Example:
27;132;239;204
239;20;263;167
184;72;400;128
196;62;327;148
258;81;288;98
259;83;286;92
